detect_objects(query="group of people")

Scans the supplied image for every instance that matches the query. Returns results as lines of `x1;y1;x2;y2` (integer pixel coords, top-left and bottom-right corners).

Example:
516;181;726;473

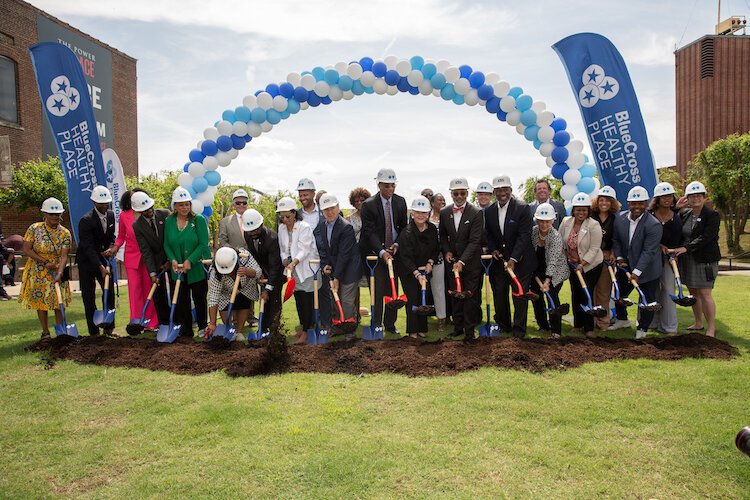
17;167;722;342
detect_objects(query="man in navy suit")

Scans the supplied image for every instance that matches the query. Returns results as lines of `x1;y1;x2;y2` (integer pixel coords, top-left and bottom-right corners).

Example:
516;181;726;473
484;175;536;337
315;194;362;339
612;185;663;339
76;185;116;336
243;209;284;330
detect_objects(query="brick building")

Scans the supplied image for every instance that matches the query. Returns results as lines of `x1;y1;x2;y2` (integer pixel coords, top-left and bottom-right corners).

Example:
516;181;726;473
675;34;750;175
0;0;137;239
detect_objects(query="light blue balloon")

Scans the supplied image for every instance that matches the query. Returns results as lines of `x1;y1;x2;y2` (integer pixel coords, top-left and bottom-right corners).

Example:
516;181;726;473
287;99;301;114
515;94;533;111
430;73;447;90
577;177;596;194
204;171;221;186
251;108;267;124
520;109;537;126
221;109;236;123
533;139;542;150
351;81;365;95
579;163;597;178
524;125;539;141
312;66;325;81
185;186;197;199
440;83;455;100
234;106;251;123
452;93;464;105
280;110;290;119
192;177;208;193
410;55;424;70
324;69;339;85
421;63;437;79
508;86;523;98
363;86;374;94
338;75;353;91
266;109;281;125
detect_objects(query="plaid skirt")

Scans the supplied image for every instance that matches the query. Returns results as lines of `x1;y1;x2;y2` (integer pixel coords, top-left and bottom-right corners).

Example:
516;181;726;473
678;253;718;289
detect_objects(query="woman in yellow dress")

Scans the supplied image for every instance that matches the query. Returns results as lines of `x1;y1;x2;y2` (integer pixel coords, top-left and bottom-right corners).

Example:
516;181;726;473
18;198;72;338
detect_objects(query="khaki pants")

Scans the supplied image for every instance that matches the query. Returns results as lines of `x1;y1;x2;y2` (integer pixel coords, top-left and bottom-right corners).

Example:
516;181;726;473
593;265;612;330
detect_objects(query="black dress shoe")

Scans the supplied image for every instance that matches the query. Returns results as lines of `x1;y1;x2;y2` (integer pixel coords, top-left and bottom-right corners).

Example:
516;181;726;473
385;327;401;335
449;330;464;337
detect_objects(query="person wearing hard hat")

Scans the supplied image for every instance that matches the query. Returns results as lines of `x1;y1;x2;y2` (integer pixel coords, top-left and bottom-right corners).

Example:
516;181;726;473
611;185;663;339
560;192;603;338
132;191;171;328
242;208;284;330
359;168;408;335
397;196;439;338
591;185;622;332
18;198;72;337
205;247;262;340
528;178;565;229
484;174;536;338
475;182;494;211
76;185;116;336
164;186;212;337
440;177;484;340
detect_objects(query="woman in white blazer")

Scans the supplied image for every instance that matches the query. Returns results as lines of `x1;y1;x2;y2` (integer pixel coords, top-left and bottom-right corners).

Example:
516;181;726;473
559;192;603;338
276;197;320;343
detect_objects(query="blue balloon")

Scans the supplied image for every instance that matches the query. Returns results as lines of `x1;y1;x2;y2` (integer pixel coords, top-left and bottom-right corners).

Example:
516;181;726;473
251;108;267;124
485;96;501;113
234;106;251;123
183;163;189;172
440;83;456;100
293;86;309;102
410;55;424;70
551;162;569;180
583;153;590;163
189;149;205;163
579;162;597;178
243;134;252;142
533;139;543;150
324;69;339;85
408;85;420;95
520;109;537;126
221;109;236;123
231;134;246;150
265;83;280;97
459;65;472;78
266;109;281;124
287;99;301;114
204;171;221;186
452;93;465;105
359;57;374;71
216;135;233;152
468;71;485;89
321;96;332;105
384;69;400;86
351;81;366;95
280;110;290;119
496;109;508;121
421;63;437;79
338;75;353;91
185;186;197;199
201;140;218;157
202;205;213;218
524;125;540;141
551;146;569;163
430;73;447;89
364;86;374;94
551;117;567;131
279;83;294;98
508;86;523;98
553;130;571;146
311;66;325;81
477;84;494;101
192;177;208;193
577;177;596;194
372;61;387;78
396;77;410;92
515;94;533;111
254;90;262;96
307;93;321;106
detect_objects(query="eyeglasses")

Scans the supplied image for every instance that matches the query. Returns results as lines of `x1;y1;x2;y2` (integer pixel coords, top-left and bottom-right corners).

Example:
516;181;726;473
234;201;248;206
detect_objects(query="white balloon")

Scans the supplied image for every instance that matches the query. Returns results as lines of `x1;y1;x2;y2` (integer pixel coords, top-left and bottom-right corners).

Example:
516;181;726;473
464;89;479;106
188;162;205;177
396;60;411;77
247;122;262;138
418;80;433;95
206;185;218;196
560;184;578;201
314;81;330;97
342;90;355;100
545;156;556;168
301;74;316;91
216;120;233;136
568;140;584;155
506;110;521;126
532;101;546;113
407;70;423;87
347;63;363;80
257;92;273;110
384;55;398;69
485;72;500;85
537;111;555;127
286;72;301;87
537;126;555;142
444;66;460;83
499;95;516;113
329;86;343;101
373;79;388;94
360;71;376;87
568;153;585;169
197;191;214;206
216;151;231;167
592;177;601;191
564;200;573;212
228;149;239;159
203;156;219;171
272;95;288;112
539;143;556;157
386;85;399;96
260;122;273;133
494;81;511;97
178;173;193;188
203;127;219;140
335;61;348;74
242;95;257;109
300;101;310;111
454;78;471;95
436;60;451;72
432;88;442;97
191;199;204;215
232;121;248;137
516;123;527;135
563;168;582;185
196;139;203;149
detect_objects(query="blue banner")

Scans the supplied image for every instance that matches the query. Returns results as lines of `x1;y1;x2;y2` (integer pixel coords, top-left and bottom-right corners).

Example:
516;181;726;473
29;42;106;243
553;33;658;206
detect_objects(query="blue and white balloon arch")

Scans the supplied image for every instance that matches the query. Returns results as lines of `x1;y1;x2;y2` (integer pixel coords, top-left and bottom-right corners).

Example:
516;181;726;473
178;55;600;217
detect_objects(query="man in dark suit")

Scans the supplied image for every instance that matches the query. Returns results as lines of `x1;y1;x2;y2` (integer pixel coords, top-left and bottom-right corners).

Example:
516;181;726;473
484;175;536;337
612;185;663;339
527;178;565;229
242;209;284;330
76;185;116;336
132;192;170;326
359;168;408;335
439;177;484;340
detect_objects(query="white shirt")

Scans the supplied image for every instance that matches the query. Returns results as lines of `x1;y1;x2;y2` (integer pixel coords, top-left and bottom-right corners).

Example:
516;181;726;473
497;201;509;234
453;204;465;231
301;205;321;230
628;212;644;245
278;220;318;282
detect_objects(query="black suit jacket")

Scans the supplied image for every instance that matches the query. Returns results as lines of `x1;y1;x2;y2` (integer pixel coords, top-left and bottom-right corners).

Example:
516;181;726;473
680;206;721;263
245;226;284;288
133;209;169;275
484;198;536;276
76;208;115;271
438;203;484;272
314;216;362;284
359;193;408;256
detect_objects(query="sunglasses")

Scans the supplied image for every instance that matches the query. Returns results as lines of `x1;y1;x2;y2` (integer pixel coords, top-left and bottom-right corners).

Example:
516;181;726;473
234;201;248;206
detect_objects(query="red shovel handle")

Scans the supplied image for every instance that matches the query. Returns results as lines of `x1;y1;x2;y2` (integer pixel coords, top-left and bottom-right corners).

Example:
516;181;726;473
453;269;463;293
386;258;398;299
505;264;523;296
332;289;346;321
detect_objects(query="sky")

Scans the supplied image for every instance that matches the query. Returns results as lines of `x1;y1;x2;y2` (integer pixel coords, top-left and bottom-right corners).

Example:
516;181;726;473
27;0;750;206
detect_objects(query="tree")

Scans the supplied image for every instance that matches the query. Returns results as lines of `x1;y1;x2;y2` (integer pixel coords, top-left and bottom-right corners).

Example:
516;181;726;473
690;132;750;253
519;175;562;203
657;166;688;193
0;156;67;212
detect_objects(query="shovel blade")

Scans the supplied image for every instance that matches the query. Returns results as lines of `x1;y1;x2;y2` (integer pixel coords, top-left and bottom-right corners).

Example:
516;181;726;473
306;328;318;344
55;323;79;338
157;324;181;343
362;326;373;340
675;296;697;307
317;328;329;344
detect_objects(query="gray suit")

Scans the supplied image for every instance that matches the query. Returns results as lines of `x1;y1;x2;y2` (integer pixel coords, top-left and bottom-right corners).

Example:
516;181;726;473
218;213;247;251
612;212;663;283
529;198;566;229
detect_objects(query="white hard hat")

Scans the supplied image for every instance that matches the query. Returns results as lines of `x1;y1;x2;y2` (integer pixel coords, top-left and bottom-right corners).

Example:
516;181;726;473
449;177;469;191
276;196;298;213
410;196;431;212
232;188;249;200
597;185;616;199
627;186;649;202
492;175;512;189
90;185;113;203
319;194;339;211
41;197;64;214
214;247;238;275
131;192;154;212
534;202;556;221
571;192;592;207
242;209;264;231
476;181;493;193
172;187;193;204
685;181;707;195
375;168;398;183
296;178;316;191
653;182;676;197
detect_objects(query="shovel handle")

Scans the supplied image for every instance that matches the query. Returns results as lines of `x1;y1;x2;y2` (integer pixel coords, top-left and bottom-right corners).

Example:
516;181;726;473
103;270;110;291
171;278;182;305
55;282;63;306
366;256;378;262
147;281;158;301
453;269;463;293
310;258;320;265
607;264;617;282
257;296;266;313
574;269;588;289
624;270;639;288
369;275;375;306
313;276;319;310
484;273;492;304
669;257;681;279
201;259;213;265
386;258;395;279
418;267;427;291
229;273;242;303
505;263;518;280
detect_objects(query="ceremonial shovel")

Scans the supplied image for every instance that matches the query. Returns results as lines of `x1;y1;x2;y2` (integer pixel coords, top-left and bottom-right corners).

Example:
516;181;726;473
157;271;183;343
93;261;116;327
668;256;696;307
478;255;499;337
362;256;384;341
411;268;435;316
54;281;79;338
383;258;407;309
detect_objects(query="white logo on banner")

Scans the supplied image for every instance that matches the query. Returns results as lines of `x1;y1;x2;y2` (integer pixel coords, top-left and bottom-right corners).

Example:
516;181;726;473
45;75;81;117
578;64;619;108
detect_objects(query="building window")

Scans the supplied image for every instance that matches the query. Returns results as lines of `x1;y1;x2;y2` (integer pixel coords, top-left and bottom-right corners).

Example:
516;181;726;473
0;56;19;125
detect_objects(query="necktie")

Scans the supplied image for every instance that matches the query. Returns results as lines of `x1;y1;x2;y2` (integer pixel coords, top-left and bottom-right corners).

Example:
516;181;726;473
452;206;464;214
384;199;394;248
150;218;158;237
253;238;260;252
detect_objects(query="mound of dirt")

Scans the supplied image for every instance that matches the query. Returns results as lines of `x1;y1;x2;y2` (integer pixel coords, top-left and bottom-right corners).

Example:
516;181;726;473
27;333;737;377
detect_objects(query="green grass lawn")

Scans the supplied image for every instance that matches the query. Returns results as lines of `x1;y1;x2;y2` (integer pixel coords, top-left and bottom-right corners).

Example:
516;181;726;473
1;276;750;497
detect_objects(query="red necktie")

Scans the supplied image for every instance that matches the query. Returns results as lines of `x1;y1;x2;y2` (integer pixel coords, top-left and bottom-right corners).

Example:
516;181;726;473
452;205;464;214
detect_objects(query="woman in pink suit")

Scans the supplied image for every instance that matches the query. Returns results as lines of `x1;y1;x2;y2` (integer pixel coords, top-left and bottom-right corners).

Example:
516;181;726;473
108;189;158;328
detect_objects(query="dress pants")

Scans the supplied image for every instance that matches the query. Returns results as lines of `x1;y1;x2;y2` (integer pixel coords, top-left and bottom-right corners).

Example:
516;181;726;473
649;261;678;333
371;261;399;330
262;286;283;332
79;265;115;335
151;272;171;327
449;268;481;335
570;263;603;333
125;264;158;326
403;273;429;334
174;277;207;336
529;279;563;334
491;269;532;337
616;274;659;331
430;260;447;319
593;265;613;330
294;290;314;331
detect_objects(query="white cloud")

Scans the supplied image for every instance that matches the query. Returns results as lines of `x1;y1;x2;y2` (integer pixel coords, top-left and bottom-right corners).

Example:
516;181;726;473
623;33;679;67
